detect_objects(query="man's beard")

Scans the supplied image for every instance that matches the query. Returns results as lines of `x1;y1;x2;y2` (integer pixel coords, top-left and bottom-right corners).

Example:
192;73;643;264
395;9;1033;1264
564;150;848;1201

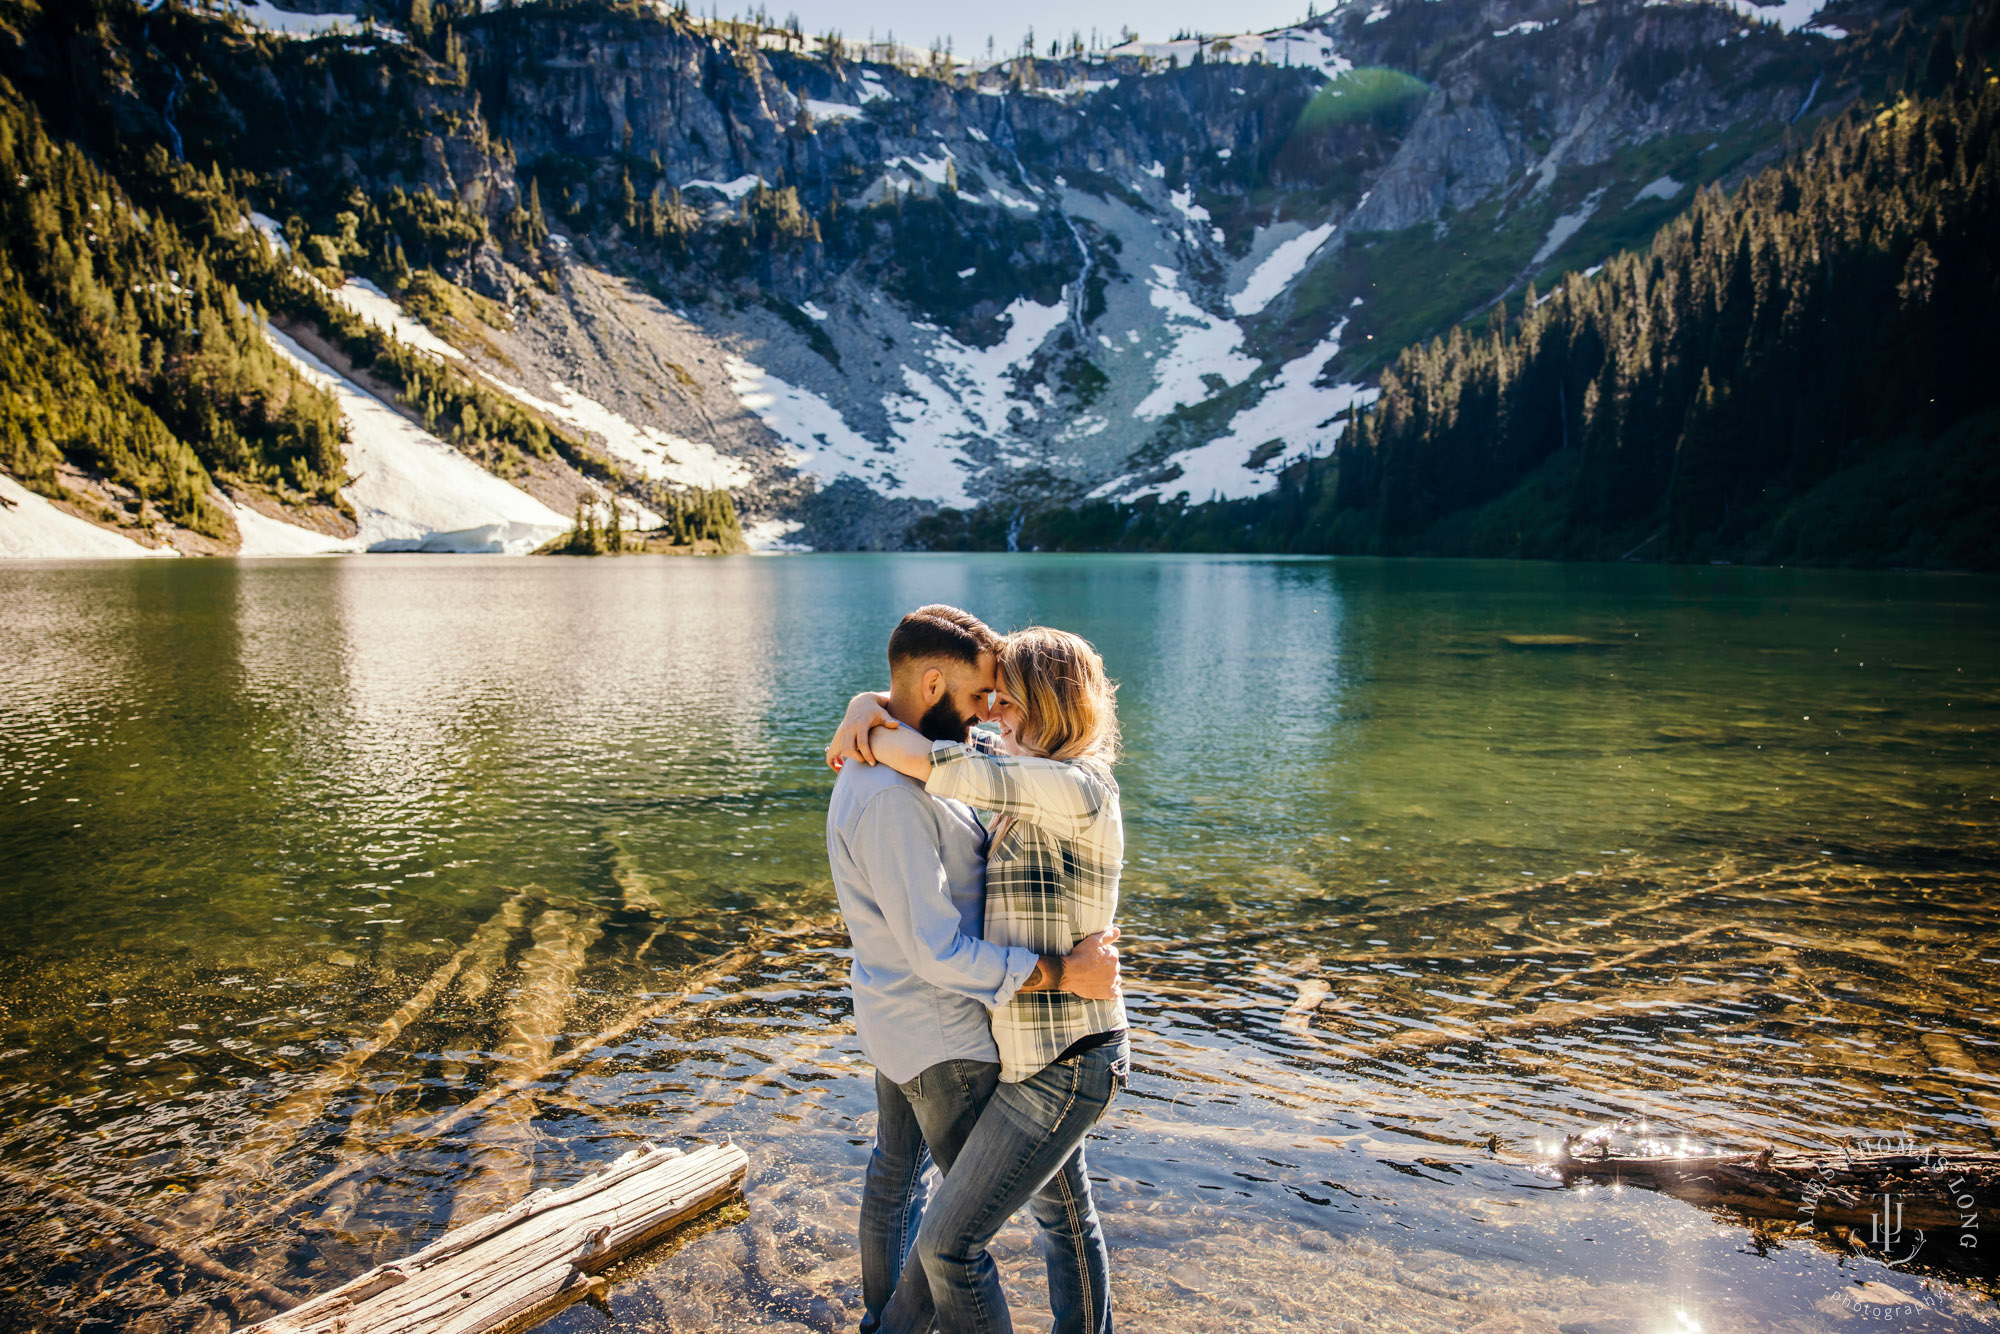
917;695;973;743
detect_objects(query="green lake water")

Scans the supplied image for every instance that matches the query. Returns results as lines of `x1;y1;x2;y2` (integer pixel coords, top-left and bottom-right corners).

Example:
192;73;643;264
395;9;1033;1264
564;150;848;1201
1;554;1996;1332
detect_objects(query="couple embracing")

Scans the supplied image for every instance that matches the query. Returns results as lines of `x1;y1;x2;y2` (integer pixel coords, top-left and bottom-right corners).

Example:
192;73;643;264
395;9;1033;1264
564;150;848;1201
824;605;1129;1334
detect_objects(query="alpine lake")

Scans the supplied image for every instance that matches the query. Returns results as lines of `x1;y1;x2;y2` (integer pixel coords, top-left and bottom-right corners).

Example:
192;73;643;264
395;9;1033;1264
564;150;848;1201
2;553;1997;1333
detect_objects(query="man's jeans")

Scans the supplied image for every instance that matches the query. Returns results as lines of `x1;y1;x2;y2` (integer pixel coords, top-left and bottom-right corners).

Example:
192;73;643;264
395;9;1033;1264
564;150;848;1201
887;1038;1130;1334
861;1058;1000;1334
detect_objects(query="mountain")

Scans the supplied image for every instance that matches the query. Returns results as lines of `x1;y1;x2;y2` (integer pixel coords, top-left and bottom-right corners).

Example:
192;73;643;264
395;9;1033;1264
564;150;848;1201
0;0;1970;556
923;49;2000;570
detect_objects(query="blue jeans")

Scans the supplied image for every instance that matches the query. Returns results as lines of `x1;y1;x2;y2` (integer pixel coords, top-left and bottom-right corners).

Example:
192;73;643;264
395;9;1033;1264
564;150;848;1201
888;1039;1129;1334
860;1058;1000;1334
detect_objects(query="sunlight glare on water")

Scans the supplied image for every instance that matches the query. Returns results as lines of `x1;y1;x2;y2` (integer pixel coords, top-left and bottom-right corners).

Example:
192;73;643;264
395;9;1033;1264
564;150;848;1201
0;554;1995;1332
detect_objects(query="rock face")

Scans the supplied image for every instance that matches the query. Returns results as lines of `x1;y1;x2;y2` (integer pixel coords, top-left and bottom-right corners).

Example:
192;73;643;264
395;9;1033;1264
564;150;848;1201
5;0;1920;547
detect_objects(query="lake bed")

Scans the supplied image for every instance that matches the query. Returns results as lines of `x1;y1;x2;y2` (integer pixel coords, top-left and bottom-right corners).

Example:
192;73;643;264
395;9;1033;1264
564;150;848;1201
1;554;1996;1332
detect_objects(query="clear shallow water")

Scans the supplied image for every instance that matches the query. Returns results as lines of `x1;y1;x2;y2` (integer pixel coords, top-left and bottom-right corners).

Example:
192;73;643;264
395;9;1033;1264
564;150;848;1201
0;554;1996;1333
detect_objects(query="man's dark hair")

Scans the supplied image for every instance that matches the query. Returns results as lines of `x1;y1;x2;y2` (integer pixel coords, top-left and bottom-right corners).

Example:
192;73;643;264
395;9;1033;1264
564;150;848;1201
888;604;1000;668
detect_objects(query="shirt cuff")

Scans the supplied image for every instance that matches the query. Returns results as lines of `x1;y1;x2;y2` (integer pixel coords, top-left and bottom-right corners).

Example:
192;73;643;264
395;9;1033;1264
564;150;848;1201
926;740;971;794
991;945;1042;1010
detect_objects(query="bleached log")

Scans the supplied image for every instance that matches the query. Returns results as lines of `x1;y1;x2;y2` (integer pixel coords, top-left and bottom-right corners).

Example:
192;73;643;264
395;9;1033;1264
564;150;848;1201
242;1141;747;1334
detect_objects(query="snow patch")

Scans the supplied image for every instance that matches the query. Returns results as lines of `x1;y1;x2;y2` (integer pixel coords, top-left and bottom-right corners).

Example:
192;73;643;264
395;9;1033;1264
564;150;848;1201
1715;0;1838;32
1132;267;1259;420
728;299;1066;507
683;175;764;202
1144;161;1167;179
728;358;970;505
804;99;863;121
1107;321;1377;503
487;378;753;492
881;298;1068;484
1230;223;1335;316
231;1;362;38
249;211;290;257
262;325;567;554
232;502;358;555
332;278;462;361
957;267;978;279
1531;188;1606;268
1106;27;1349;80
1632;175;1683;203
742;517;809;552
799;300;829;321
0;474;174;559
986;187;1039;212
886;152;955;187
856;73;891;102
1493;19;1547;35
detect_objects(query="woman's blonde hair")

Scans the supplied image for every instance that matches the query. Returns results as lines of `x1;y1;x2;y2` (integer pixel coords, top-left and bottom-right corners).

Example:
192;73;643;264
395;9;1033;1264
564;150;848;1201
997;627;1120;766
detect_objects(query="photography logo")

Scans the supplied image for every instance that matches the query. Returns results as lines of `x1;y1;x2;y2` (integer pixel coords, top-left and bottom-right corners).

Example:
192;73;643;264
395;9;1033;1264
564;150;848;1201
1797;1135;1985;1319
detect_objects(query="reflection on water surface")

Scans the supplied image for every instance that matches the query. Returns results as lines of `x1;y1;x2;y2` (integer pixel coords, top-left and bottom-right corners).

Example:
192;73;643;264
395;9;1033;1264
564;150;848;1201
0;555;1996;1332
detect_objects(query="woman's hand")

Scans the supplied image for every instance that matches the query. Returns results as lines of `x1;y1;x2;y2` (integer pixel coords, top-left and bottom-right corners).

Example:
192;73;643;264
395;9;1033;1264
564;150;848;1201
826;691;895;770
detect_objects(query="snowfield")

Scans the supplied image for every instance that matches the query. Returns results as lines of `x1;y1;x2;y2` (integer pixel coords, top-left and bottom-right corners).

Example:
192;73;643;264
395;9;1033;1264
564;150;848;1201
1133;267;1259;421
683;175;765;202
489;376;753;492
231;1;363;38
0;475;176;559
1105;26;1352;80
1132;321;1377;502
232;501;359;556
804;99;863;121
728;298;1066;508
742;517;810;552
263;325;568;553
332;279;464;361
1532;188;1608;267
1231;222;1337;316
727;356;948;499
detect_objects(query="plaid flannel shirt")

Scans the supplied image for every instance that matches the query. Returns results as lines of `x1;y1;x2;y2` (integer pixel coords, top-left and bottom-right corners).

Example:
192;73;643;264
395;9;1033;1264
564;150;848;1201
925;736;1127;1083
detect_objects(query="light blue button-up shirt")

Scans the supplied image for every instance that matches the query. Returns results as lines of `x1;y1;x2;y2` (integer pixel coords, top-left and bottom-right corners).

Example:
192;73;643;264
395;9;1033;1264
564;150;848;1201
827;758;1040;1085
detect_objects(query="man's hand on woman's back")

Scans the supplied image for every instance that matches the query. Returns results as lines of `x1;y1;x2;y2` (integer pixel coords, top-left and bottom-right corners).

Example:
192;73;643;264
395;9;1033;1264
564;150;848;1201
1061;926;1121;1001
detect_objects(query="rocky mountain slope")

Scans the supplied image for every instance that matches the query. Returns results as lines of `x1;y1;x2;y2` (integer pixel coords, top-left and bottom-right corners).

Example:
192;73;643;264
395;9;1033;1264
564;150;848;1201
0;0;1951;553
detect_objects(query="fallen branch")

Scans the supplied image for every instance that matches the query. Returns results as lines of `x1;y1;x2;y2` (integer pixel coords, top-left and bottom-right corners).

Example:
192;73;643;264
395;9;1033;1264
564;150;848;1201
0;1163;297;1313
448;905;606;1228
1553;1141;2000;1232
242;919;842;1229
176;889;534;1234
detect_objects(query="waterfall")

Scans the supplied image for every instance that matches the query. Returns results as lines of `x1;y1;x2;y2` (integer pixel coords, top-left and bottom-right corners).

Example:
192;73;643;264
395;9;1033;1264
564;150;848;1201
993;102;1090;339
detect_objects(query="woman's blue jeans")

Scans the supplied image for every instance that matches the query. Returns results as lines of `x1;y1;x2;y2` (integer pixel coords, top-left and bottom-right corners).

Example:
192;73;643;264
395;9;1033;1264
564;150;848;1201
884;1038;1129;1334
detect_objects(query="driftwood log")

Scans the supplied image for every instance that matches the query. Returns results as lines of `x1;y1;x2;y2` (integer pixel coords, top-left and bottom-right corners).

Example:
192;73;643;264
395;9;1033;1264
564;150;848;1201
242;1141;747;1334
1554;1139;2000;1232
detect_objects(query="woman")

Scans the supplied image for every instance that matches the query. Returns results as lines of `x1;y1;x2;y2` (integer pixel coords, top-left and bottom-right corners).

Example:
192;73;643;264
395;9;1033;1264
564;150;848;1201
830;626;1128;1334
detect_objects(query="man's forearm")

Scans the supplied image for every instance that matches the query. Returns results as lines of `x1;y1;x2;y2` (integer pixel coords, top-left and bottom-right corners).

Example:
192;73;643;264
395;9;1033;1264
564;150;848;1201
1018;954;1065;993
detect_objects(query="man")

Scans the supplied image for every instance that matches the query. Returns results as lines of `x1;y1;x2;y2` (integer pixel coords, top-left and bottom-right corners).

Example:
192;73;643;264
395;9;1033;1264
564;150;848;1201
826;605;1121;1334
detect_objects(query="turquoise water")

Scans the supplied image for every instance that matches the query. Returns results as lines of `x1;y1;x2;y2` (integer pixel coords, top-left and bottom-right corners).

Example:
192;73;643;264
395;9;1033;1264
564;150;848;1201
0;554;1995;1331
